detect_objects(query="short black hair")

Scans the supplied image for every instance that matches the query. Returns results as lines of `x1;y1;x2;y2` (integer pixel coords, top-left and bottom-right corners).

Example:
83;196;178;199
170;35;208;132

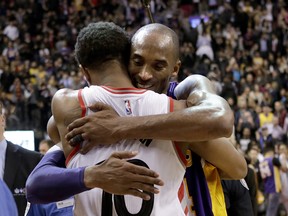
75;22;130;70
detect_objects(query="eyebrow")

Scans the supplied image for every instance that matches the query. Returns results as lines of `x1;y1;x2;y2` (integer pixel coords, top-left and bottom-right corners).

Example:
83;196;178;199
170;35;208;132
155;60;168;65
132;54;168;64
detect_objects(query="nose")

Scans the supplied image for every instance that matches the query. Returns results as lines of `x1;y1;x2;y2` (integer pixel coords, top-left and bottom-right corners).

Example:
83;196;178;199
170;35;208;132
138;66;153;81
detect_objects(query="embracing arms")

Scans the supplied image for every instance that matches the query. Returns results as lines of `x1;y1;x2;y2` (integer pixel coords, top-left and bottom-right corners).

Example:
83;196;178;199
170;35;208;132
64;75;246;179
26;89;164;203
66;75;234;145
26;147;163;203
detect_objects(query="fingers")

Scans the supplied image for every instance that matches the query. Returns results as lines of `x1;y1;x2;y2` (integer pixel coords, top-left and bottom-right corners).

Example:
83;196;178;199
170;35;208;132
66;133;84;146
67;118;86;132
135;174;164;186
127;189;152;201
110;151;138;159
88;102;113;112
126;163;161;179
70;134;84;145
130;182;160;197
66;127;85;144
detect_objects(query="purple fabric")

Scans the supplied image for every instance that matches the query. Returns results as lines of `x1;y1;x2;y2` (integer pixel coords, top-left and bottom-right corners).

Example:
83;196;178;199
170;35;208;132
168;81;214;215
167;81;178;99
185;150;214;216
26;150;89;204
263;157;277;194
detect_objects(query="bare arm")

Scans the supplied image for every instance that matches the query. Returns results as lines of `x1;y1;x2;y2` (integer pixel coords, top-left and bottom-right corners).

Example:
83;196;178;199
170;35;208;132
47;116;60;144
66;75;233;145
51;88;79;158
188;136;247;180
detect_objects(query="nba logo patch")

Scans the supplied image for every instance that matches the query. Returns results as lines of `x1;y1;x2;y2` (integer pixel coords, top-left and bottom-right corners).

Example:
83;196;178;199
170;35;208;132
125;100;132;115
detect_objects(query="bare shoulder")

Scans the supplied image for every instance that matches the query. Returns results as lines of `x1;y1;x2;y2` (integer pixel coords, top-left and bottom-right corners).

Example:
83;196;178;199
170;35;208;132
51;88;82;157
53;88;78;103
52;88;82;127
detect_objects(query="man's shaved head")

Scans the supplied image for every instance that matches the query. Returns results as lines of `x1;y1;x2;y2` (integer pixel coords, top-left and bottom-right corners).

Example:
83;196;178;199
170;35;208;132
132;23;180;61
129;23;181;93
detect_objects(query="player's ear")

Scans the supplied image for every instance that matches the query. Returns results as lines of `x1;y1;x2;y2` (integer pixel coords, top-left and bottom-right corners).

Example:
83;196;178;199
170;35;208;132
171;59;181;78
79;64;91;86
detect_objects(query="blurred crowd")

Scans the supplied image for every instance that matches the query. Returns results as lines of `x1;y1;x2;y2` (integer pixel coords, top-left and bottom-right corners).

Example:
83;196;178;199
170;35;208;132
0;0;288;215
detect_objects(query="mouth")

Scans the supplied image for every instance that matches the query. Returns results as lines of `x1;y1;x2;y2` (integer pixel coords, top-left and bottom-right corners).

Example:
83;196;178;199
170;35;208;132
136;83;153;89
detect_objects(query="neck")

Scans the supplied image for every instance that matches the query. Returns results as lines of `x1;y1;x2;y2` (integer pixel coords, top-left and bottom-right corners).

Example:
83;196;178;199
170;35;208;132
90;60;134;88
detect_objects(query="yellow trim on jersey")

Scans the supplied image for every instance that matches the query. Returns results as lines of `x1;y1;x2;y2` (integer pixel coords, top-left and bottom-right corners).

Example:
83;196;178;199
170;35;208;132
203;161;227;216
273;166;282;193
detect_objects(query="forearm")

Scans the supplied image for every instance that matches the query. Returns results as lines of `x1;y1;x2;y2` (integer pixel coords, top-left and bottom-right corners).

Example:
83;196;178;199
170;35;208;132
188;137;247;180
116;111;230;142
115;93;233;142
26;150;89;203
114;76;233;142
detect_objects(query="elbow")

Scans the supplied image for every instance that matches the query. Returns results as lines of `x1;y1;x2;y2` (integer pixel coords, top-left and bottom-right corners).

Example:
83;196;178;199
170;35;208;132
219;113;234;138
26;174;46;204
26;177;37;203
212;107;234;138
233;163;248;180
229;157;248;180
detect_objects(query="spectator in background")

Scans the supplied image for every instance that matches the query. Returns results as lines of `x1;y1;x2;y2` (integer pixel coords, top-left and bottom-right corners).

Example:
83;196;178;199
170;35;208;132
259;146;284;216
256;126;274;152
3;16;19;41
238;126;255;153
0;101;42;216
274;101;287;129
265;116;285;142
2;40;19;63
38;139;54;155
248;84;264;109
24;83;41;130
247;145;263;172
259;102;274;128
9;77;26;128
235;98;258;139
279;143;288;214
38;82;52;132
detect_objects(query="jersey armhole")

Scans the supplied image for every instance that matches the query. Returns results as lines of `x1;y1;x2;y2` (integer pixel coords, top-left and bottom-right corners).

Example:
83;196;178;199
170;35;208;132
78;89;87;117
66;89;86;166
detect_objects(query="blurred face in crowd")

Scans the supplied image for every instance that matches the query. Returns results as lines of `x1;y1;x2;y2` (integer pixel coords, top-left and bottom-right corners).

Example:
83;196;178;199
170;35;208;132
279;144;288;156
39;142;50;155
272;116;279;125
274;101;282;112
129;27;181;94
262;105;271;114
247;147;259;165
238;98;247;109
242;127;251;138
